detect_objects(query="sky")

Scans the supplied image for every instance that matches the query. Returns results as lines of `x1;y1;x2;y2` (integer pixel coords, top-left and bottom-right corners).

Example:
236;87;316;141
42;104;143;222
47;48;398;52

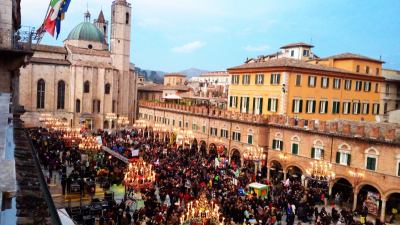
21;0;400;72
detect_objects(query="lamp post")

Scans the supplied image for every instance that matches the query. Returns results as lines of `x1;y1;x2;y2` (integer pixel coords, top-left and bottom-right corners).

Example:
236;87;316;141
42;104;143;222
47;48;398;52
349;168;365;210
123;158;155;201
180;192;224;225
278;152;290;180
243;145;265;175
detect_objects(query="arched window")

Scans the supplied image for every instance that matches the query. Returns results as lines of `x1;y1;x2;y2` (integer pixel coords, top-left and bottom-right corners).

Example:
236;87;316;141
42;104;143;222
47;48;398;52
37;79;45;109
57;80;65;109
105;83;111;94
336;143;351;166
365;147;379;171
84;81;90;93
311;139;324;160
125;12;129;24
76;99;81;113
291;136;300;155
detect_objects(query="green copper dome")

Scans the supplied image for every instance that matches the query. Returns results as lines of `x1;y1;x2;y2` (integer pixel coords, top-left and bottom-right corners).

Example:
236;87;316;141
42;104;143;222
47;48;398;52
66;22;105;43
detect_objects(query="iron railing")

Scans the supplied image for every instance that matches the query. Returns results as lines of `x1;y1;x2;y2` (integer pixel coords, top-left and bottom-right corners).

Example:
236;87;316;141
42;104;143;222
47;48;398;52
11;26;41;51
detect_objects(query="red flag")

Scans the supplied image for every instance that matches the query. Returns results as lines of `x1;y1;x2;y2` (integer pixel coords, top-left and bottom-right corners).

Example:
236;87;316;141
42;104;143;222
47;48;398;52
44;9;56;36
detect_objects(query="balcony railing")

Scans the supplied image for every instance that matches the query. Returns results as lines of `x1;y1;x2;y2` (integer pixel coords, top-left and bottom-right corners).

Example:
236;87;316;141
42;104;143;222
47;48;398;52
11;26;37;51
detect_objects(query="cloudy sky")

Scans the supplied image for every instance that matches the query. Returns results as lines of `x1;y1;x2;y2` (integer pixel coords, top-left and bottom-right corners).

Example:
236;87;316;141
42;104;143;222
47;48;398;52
21;0;400;72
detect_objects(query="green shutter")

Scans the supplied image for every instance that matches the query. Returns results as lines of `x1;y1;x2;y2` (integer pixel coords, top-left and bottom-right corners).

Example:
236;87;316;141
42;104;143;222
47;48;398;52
292;143;298;155
347;154;351;166
336;152;340;163
268;98;271;111
272;140;276;149
270;74;273;84
321;149;325;160
299;100;303;113
325;101;329;113
248;135;253;144
292;99;295;112
277;74;281;84
312;100;316;113
240;97;243;111
276;99;279;112
279;141;283;151
259;98;263;114
246;98;249;113
252;98;256;114
311;147;315;158
229;96;233;107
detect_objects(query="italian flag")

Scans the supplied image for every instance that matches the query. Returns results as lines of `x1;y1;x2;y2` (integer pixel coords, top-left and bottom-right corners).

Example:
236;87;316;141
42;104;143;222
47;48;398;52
42;0;71;38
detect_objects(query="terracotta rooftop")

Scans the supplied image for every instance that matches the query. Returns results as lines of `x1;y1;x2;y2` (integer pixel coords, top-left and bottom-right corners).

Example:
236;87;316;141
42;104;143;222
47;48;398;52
228;57;352;74
30;57;71;66
164;73;186;77
280;42;314;49
138;83;164;92
317;53;384;63
32;44;67;54
66;45;111;57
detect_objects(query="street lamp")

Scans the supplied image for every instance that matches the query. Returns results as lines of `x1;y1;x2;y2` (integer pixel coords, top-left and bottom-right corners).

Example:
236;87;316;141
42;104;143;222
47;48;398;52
243;145;266;175
349;169;364;187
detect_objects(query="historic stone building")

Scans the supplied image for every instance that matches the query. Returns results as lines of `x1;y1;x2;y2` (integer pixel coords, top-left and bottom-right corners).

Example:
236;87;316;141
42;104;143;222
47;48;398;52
138;101;400;221
19;0;138;129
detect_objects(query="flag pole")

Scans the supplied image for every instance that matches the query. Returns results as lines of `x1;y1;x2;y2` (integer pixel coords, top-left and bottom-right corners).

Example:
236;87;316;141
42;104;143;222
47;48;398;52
35;1;52;45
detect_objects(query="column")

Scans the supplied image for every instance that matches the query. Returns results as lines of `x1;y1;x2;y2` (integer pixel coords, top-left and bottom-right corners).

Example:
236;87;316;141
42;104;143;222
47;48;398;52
352;191;358;211
283;171;287;181
380;199;386;222
267;167;270;180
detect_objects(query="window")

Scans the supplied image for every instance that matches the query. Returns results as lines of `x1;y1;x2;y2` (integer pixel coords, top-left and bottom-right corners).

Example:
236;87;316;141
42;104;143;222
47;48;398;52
365;148;378;171
75;99;81;113
272;139;283;151
232;131;241;142
202;125;206;133
385;84;390;95
84;81;90;93
308;76;316;87
336;151;351;166
306;100;316;113
352;101;360;114
332;101;340;114
366;66;370;74
303;49;309;56
185;122;188;128
333;78;341;89
179;121;182;127
255;74;264;84
311;147;324;160
37;79;45;109
112;100;117;113
362;102;369;115
220;129;229;138
376;68;380;76
57;80;65;109
240;97;250;113
375;83;379;93
321;77;329;88
231;75;239;84
253;97;263;115
247;134;253;144
172;119;175;126
319;100;328;114
210;127;218;136
270;74;281;85
343;101;351;114
290;50;294;57
292;99;303;113
105;83;111;94
344;80;352;90
295;74;301;86
267;98;278;112
229;96;238;108
242;74;250;85
355;81;362;91
92;100;101;113
364;81;371;92
356;65;360;73
291;136;300;155
384;103;388;114
125;12;129;24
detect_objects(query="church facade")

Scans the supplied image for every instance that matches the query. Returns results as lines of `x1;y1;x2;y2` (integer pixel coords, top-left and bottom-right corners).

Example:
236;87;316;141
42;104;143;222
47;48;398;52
19;0;137;129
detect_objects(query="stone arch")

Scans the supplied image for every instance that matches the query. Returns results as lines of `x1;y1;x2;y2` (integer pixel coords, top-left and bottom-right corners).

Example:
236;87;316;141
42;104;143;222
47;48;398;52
286;165;303;179
356;182;383;196
284;162;305;173
199;140;207;156
384;189;400;200
230;148;241;167
338;143;351;151
365;147;380;156
331;177;354;203
291;135;300;142
313;139;324;147
274;132;283;139
269;160;284;181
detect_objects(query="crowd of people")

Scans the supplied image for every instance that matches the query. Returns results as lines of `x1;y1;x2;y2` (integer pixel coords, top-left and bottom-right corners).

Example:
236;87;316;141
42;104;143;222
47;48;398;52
28;127;385;225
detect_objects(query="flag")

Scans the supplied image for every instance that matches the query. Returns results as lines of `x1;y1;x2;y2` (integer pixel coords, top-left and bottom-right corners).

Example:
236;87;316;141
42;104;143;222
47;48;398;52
40;0;72;38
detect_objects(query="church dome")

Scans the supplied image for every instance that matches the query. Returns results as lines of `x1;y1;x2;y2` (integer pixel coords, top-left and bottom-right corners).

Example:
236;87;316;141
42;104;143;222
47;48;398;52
66;22;105;43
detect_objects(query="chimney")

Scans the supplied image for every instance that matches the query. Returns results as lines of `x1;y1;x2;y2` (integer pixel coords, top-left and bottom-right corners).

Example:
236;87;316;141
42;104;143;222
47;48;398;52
385;128;396;141
342;123;351;135
369;126;380;139
355;125;365;137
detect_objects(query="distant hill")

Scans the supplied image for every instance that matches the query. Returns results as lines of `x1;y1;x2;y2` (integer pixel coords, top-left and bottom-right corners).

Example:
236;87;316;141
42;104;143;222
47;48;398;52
179;68;209;78
136;67;165;84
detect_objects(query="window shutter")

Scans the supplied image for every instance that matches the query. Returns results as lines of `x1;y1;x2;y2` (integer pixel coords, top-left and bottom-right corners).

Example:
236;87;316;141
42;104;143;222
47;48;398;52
320;78;323;87
279;141;283;150
325;101;329;113
292;144;298;155
246;98;249;113
308;76;311;86
240;97;243;111
319;101;323;113
229;96;233;107
336;152;340;163
268;98;271;111
321;149;325;160
259;98;263;114
347;154;351;166
276;99;279;112
252;98;256;114
277;74;281;84
366;104;369;114
270;74;273;84
292;99;295;112
311;147;315;158
312;100;316;113
299;100;303;113
238;133;241;141
327;78;329;88
272;140;276;149
235;97;238;107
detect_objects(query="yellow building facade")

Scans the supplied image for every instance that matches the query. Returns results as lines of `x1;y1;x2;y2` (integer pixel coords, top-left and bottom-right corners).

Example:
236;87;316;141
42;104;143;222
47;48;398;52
227;53;385;122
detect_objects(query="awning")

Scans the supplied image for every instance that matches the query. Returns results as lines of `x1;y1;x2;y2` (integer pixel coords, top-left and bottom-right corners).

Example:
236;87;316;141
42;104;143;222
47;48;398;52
163;94;182;100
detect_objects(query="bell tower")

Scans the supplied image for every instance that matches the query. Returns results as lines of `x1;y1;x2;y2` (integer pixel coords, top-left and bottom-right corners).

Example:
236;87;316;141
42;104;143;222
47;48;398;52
110;0;132;119
94;10;108;43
